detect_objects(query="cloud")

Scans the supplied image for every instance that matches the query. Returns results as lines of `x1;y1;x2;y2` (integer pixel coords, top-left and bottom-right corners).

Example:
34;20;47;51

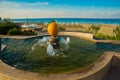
0;8;120;18
0;7;65;18
0;0;120;18
0;0;21;8
0;0;49;9
92;12;120;18
24;2;49;6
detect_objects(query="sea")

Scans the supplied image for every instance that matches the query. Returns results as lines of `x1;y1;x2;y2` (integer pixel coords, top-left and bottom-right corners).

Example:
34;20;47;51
12;18;120;25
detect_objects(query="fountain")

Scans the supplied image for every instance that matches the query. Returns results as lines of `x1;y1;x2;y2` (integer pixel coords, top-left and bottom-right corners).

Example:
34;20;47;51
32;21;70;56
1;21;120;74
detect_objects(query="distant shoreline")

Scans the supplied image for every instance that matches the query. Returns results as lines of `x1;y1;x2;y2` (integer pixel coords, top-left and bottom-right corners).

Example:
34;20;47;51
12;18;120;25
12;17;120;19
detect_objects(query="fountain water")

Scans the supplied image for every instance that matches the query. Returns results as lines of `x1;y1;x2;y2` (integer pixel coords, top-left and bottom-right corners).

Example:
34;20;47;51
1;35;120;73
32;21;70;56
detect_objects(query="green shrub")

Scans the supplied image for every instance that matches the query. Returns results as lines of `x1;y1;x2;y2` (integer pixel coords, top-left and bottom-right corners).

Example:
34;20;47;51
0;21;19;35
89;25;100;34
59;26;65;31
7;28;37;35
7;28;22;35
94;33;120;40
22;30;37;35
113;26;120;37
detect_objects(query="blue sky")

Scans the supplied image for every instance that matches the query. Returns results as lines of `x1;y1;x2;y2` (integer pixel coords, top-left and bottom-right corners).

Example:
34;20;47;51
0;0;120;18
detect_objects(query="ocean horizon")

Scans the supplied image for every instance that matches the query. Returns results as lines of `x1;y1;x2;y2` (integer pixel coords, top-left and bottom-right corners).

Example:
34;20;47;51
12;18;120;25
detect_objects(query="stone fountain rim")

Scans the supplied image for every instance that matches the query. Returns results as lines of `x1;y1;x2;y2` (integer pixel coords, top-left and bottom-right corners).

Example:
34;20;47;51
0;32;120;80
0;51;120;80
1;32;120;44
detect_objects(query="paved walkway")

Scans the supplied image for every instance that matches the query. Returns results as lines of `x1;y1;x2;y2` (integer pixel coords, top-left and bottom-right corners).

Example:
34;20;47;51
103;66;120;80
103;55;120;80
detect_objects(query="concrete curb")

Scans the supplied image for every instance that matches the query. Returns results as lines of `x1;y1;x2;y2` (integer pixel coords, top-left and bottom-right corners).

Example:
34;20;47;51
1;32;120;44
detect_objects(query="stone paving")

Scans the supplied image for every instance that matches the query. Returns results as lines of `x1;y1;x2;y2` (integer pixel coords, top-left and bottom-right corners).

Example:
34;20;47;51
103;66;120;80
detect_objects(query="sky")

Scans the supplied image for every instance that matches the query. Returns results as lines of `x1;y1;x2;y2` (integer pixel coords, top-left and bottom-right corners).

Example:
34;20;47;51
0;0;120;19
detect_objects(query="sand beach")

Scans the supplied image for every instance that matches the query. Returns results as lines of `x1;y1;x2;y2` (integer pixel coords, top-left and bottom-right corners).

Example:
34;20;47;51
36;23;119;36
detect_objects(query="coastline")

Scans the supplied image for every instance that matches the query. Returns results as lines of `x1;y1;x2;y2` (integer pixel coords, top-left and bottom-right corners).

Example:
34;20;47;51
12;18;120;25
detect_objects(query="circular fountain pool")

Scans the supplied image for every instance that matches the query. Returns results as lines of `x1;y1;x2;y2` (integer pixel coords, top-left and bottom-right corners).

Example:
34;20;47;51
1;36;120;73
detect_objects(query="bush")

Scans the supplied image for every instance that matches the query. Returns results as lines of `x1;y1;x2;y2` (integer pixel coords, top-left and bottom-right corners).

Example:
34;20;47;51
0;17;37;35
0;21;19;35
22;30;37;35
7;28;22;35
59;26;65;31
7;28;37;35
94;33;120;40
113;26;120;37
88;25;100;34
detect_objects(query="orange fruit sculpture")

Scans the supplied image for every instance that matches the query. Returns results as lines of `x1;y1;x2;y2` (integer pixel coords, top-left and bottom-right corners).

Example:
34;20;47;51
48;22;59;37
